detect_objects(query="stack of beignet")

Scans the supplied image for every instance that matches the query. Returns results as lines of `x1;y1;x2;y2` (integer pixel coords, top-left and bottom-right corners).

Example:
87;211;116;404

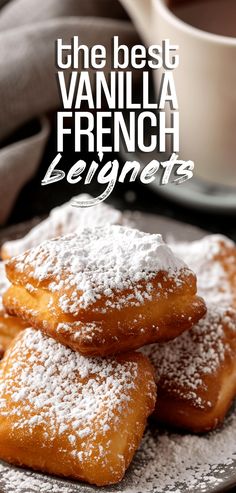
0;218;206;486
1;196;236;486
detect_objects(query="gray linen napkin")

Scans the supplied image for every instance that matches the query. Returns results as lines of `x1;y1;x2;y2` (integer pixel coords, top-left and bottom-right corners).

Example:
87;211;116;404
0;0;138;224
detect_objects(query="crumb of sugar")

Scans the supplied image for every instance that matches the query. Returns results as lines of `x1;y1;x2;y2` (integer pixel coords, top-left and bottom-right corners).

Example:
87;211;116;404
0;328;142;461
2;194;133;258
13;226;187;313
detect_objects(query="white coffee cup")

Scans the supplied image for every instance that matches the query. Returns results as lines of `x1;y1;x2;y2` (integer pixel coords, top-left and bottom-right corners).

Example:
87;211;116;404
119;0;236;187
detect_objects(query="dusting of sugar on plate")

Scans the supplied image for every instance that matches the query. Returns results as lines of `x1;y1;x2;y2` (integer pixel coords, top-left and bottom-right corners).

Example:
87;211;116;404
1;220;236;493
1;414;236;493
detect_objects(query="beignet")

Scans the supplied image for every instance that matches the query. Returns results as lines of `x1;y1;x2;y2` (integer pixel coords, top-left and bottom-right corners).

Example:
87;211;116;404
3;226;206;356
146;235;236;432
0;328;156;486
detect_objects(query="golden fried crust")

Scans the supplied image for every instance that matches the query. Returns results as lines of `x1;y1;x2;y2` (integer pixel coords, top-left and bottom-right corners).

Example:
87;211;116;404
3;227;206;356
0;329;156;486
3;272;206;356
146;236;236;433
0;310;26;357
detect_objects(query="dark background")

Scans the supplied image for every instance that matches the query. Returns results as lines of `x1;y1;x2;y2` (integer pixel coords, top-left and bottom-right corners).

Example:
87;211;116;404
2;114;236;241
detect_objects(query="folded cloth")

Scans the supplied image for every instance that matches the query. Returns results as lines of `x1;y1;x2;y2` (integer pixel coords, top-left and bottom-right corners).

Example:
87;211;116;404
0;0;139;224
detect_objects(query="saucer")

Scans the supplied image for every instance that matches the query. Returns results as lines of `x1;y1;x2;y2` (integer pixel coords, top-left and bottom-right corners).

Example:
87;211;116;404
152;175;236;213
119;142;236;214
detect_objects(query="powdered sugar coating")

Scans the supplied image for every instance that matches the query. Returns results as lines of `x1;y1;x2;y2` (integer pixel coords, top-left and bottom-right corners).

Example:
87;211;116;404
0;223;235;492
170;235;234;306
144;306;236;408
0;328;152;459
12;226;187;312
144;234;236;408
1;194;133;259
56;321;105;344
